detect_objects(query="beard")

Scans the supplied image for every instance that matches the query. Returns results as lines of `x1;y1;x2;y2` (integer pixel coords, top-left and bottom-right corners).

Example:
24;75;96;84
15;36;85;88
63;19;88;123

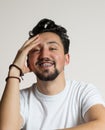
34;68;59;81
33;57;60;81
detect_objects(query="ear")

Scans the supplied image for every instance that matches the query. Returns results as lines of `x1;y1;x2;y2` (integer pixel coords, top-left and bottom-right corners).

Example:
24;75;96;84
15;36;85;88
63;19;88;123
27;55;31;69
65;53;70;65
27;57;32;72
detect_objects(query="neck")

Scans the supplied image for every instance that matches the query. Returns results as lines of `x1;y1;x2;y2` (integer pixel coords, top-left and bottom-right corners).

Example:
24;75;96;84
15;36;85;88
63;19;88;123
36;71;66;95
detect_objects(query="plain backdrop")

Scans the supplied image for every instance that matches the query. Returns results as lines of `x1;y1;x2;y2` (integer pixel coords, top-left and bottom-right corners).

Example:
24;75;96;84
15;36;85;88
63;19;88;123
0;0;105;100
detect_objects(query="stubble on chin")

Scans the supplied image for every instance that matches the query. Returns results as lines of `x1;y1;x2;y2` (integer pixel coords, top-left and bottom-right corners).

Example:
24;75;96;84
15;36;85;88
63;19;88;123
34;68;59;81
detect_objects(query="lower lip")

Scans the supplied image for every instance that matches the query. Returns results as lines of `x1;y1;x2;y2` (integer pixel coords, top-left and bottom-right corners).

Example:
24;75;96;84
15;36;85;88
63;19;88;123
40;64;54;69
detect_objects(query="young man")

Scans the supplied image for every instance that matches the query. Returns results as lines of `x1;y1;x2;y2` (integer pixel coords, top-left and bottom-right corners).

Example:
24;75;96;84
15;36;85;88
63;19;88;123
0;18;105;130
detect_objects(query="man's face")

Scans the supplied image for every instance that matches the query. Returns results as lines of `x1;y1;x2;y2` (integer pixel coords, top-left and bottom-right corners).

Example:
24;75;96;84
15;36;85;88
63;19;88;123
28;32;69;81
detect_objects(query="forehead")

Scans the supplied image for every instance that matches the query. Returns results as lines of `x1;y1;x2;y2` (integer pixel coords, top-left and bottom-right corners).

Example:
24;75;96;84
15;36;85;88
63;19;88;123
39;32;62;46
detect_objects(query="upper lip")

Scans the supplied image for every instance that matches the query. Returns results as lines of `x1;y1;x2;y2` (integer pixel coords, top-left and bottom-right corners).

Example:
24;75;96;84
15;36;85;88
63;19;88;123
39;62;54;67
36;60;55;66
38;61;54;65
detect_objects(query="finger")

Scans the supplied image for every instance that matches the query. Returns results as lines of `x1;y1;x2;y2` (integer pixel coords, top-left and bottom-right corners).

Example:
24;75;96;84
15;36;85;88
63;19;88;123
20;35;40;52
20;37;41;55
25;36;41;50
22;34;40;48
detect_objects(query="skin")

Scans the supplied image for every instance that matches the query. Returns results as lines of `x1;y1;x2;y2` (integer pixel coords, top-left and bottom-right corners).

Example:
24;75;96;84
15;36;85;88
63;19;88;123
27;32;70;95
0;32;105;130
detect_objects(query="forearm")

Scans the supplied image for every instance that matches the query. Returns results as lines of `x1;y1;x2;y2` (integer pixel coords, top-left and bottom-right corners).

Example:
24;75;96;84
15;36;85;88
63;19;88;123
59;120;105;130
0;34;38;130
0;68;21;130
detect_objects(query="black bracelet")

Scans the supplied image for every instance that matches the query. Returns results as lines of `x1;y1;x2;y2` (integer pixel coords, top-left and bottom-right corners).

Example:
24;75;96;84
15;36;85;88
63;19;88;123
9;64;24;80
5;76;21;82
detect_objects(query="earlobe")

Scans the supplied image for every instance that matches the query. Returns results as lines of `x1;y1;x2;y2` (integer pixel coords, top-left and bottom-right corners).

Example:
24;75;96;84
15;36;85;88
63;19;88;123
65;54;70;65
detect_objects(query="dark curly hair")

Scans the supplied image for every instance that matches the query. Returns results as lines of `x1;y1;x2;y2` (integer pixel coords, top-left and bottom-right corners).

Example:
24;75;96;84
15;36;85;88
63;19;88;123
29;18;70;54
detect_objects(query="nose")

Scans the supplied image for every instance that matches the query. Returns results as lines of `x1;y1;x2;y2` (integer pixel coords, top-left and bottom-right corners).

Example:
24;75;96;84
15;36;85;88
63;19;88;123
39;48;50;59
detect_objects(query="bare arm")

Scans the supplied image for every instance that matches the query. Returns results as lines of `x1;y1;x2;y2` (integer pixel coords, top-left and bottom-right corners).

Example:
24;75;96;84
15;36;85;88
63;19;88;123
0;68;21;130
0;35;40;130
58;104;105;130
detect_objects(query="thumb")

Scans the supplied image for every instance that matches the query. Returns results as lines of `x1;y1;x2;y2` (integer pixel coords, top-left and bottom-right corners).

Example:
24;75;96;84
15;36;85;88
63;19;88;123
23;65;31;74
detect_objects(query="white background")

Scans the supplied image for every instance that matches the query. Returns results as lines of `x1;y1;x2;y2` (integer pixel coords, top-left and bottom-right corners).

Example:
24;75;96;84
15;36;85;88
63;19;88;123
0;0;105;100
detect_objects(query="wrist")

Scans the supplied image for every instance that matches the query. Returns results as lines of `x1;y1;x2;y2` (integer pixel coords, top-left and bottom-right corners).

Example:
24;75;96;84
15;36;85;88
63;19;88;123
8;67;20;77
5;76;21;82
7;64;24;81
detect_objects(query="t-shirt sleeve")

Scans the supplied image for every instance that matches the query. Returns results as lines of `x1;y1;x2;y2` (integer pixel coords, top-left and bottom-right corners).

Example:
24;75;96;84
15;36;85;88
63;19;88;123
81;83;105;118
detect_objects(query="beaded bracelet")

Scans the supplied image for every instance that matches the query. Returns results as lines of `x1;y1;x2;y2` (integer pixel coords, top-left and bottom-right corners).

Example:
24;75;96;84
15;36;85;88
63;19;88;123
5;76;21;82
9;64;24;80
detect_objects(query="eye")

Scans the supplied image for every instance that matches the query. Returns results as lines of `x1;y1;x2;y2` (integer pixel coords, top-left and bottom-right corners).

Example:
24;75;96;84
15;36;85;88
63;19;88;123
30;48;41;54
49;47;58;51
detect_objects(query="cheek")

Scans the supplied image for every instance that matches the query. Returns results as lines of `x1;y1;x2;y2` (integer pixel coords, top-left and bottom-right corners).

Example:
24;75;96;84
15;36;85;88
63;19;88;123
28;56;37;69
55;54;65;66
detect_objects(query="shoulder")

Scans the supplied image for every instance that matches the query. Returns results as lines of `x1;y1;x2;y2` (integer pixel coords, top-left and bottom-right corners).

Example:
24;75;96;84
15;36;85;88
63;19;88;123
67;79;96;92
66;79;104;104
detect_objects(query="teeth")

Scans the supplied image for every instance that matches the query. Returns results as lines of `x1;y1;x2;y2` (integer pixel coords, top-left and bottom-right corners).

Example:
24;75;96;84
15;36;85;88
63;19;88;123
40;63;52;67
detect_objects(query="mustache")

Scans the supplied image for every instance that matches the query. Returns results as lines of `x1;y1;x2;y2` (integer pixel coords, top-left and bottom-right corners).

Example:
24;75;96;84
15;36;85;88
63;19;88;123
35;58;55;65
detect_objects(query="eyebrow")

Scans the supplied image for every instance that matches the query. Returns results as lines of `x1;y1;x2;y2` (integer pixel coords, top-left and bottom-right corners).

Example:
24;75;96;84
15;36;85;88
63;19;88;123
47;41;60;46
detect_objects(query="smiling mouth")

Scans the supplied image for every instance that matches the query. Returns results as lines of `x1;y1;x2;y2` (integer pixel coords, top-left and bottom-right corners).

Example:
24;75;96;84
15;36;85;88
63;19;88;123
36;58;55;69
39;62;55;68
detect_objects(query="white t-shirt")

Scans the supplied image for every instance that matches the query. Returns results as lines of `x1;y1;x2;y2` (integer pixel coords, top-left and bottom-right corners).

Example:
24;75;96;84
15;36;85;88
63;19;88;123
20;80;105;130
